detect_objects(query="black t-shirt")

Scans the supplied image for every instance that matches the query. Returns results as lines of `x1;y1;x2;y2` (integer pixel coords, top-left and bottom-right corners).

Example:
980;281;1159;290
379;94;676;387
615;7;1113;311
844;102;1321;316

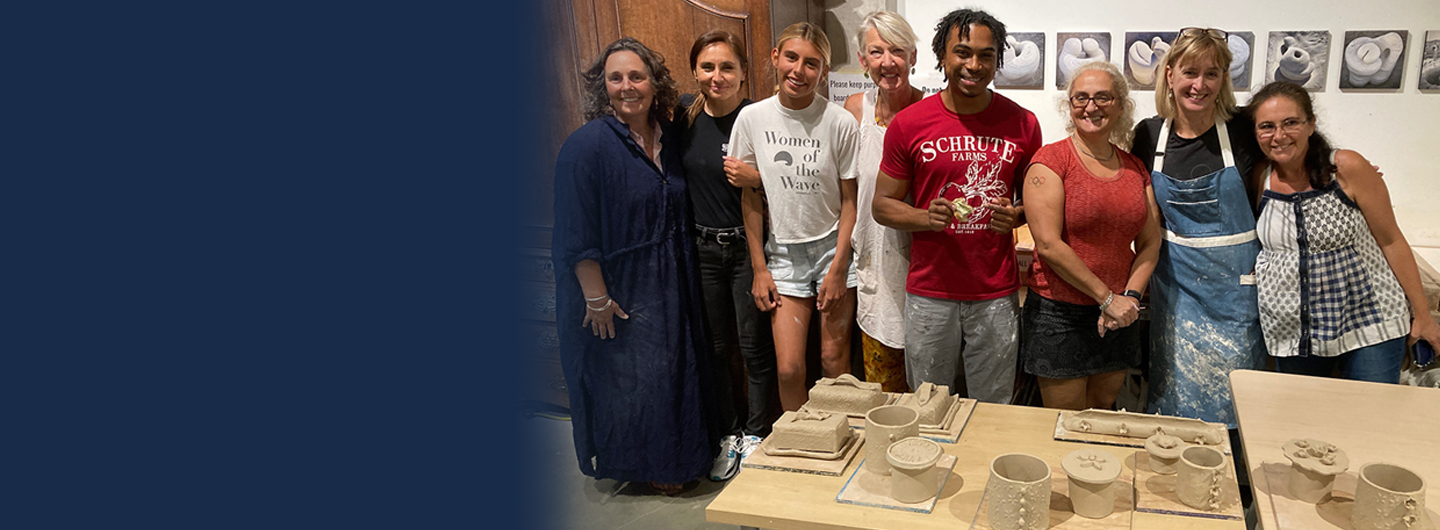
1130;113;1263;212
676;95;753;229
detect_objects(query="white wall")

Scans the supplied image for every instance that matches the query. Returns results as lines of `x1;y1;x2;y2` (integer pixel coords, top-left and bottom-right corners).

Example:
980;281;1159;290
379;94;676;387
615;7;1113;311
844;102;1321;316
867;0;1440;262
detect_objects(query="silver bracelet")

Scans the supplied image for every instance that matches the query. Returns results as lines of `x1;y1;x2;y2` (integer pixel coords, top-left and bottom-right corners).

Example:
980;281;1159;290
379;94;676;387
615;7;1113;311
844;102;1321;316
1099;291;1115;313
585;294;610;302
586;298;613;312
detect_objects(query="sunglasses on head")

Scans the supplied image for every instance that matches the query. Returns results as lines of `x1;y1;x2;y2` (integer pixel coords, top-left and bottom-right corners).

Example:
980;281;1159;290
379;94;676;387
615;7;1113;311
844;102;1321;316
1179;27;1229;41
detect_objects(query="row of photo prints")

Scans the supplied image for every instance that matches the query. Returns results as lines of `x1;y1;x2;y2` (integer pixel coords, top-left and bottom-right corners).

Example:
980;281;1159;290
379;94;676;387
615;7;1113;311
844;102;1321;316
992;29;1440;92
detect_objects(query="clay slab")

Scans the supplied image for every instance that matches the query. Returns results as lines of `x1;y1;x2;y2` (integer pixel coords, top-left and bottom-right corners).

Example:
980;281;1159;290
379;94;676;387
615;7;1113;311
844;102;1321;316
850;394;977;443
741;428;864;477
836;454;957;513
1260;462;1439;530
1133;450;1244;520
967;462;1134;530
1054;411;1231;454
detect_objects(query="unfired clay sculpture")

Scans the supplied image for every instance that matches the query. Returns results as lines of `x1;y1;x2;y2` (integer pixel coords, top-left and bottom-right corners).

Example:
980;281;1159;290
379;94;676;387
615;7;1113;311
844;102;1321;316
1353;462;1427;530
1062;408;1225;445
1062;448;1122;519
864;405;919;475
806;374;886;416
1128;36;1171;85
986;453;1053;530
1145;431;1187;475
1345;32;1405;87
764;407;852;459
1280;438;1349;503
886;437;944;503
997;35;1042;86
897;382;958;430
1177;446;1227;511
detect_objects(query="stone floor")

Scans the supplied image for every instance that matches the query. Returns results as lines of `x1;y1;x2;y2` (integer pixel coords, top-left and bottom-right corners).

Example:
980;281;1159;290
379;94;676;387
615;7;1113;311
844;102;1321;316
526;416;738;530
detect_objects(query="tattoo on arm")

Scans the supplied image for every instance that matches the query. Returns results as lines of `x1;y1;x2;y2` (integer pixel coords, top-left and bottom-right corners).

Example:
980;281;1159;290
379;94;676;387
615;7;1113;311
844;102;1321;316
1030;174;1045;187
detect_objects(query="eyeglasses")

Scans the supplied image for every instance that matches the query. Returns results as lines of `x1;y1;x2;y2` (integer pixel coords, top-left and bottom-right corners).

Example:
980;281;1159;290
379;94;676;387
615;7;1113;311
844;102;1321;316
1255;118;1309;139
1179;27;1229;41
1069;93;1116;108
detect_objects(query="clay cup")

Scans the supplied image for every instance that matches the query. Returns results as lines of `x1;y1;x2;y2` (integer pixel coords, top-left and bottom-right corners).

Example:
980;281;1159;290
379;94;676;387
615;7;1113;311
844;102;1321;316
864;405;919;475
1177;446;1226;510
986;453;1053;530
1353;462;1427;530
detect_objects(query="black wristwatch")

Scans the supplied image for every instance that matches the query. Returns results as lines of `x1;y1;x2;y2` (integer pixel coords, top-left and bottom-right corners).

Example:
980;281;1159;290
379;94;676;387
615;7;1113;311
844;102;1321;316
1121;289;1143;300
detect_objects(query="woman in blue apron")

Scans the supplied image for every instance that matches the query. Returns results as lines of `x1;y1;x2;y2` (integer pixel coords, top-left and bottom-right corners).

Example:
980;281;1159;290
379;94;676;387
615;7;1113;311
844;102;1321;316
1129;28;1267;430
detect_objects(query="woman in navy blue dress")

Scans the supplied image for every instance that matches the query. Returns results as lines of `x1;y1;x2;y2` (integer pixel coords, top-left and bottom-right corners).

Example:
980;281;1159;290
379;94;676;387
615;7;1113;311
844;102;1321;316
552;37;710;493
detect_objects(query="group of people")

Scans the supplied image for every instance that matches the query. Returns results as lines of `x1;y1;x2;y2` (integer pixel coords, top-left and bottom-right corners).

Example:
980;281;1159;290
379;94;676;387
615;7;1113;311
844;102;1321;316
550;8;1440;492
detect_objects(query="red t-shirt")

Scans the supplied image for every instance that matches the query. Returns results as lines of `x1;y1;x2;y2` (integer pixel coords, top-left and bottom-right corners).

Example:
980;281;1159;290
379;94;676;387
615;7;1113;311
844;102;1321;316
1025;137;1151;305
880;92;1042;301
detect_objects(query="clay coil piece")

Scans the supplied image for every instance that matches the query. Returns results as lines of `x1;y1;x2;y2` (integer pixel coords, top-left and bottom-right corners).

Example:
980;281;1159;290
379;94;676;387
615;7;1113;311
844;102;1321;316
864;405;919;476
1177;446;1227;511
886;437;944;503
1062;448;1122;519
1353;462;1427;530
897;382;960;430
1144;432;1187;475
805;374;887;416
765;407;851;458
986;453;1053;530
1062;408;1225;445
1280;438;1349;504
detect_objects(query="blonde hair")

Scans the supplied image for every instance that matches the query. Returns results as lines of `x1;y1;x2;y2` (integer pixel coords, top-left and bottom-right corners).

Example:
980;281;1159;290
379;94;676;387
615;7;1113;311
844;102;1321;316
773;22;831;94
855;11;918;59
1155;31;1236;122
1058;61;1135;149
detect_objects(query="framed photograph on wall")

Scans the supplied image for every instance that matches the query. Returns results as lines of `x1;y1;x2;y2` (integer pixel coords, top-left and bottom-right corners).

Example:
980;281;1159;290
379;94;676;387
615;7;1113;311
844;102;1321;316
1340;30;1408;90
1123;32;1176;90
1422;30;1440;91
1228;32;1256;91
1056;32;1110;89
1266;31;1330;92
996;32;1045;89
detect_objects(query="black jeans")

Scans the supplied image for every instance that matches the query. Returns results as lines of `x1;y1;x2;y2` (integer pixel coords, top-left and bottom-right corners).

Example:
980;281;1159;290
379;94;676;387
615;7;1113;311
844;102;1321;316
695;229;780;437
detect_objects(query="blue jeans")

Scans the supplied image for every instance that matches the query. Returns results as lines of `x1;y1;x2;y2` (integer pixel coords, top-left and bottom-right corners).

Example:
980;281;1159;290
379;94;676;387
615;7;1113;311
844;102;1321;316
1274;337;1405;383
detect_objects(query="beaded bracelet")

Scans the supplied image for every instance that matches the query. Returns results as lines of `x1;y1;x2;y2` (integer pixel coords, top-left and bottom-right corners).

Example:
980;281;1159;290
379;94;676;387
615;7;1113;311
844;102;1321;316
1099;291;1115;313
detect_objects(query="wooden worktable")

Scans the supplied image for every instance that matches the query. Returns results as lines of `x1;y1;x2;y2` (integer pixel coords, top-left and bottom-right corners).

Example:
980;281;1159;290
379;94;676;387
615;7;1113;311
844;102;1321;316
706;402;1245;529
1229;369;1440;530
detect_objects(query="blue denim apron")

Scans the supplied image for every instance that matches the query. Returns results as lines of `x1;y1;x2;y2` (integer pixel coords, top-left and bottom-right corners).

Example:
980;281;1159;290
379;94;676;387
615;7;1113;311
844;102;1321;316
1147;120;1266;428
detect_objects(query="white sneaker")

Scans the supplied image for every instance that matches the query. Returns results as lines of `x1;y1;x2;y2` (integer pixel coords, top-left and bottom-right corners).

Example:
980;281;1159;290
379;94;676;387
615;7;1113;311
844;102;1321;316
738;435;763;459
709;435;741;481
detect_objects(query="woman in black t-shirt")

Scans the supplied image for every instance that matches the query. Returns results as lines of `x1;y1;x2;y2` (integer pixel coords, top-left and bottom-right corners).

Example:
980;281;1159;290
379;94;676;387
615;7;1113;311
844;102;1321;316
674;30;777;483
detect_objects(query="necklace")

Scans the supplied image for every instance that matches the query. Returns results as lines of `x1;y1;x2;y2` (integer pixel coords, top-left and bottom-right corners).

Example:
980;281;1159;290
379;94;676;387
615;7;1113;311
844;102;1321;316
1073;135;1116;162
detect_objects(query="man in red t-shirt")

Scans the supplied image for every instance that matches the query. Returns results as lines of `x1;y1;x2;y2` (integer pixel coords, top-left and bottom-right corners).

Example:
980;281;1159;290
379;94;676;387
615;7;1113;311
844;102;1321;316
872;8;1042;404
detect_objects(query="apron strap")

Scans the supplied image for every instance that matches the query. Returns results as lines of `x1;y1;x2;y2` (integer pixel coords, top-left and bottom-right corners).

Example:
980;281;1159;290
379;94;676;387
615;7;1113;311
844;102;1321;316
1153;119;1237;171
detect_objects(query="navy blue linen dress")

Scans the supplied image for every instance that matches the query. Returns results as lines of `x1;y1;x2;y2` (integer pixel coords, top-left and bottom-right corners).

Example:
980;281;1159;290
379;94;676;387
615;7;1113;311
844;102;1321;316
552;116;711;484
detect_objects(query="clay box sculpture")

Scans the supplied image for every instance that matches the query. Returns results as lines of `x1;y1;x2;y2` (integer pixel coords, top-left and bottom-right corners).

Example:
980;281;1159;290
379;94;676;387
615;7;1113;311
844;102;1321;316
1062;448;1123;519
1280;438;1348;503
1062;408;1225;445
1144;432;1187;475
765;407;851;458
805;374;887;416
897;382;959;429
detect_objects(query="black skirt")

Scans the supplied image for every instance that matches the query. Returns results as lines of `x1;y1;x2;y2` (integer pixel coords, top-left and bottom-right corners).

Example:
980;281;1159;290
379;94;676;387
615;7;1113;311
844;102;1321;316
1021;292;1142;379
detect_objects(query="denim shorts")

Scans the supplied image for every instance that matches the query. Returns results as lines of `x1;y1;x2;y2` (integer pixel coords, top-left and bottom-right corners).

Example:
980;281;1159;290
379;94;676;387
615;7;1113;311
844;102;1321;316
764;230;858;298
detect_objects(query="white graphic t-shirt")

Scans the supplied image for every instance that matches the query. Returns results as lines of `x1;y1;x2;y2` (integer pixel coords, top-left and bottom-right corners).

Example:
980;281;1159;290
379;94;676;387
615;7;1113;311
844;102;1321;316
729;94;860;244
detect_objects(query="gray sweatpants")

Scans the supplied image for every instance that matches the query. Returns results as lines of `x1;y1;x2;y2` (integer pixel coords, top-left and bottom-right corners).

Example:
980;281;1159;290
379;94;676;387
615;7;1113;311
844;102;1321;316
903;292;1020;404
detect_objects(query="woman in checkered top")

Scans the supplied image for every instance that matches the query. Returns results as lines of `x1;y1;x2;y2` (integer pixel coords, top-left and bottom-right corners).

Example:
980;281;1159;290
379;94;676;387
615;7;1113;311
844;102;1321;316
1247;81;1440;381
